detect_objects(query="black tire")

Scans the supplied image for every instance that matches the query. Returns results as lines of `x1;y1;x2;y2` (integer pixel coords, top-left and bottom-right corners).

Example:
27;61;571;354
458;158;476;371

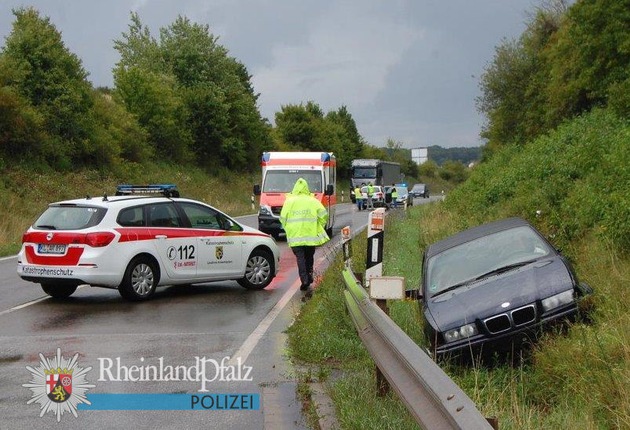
237;249;274;290
118;256;158;301
41;283;78;299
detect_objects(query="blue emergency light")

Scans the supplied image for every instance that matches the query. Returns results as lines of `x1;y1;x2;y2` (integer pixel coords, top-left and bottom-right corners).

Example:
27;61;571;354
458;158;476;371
115;184;180;197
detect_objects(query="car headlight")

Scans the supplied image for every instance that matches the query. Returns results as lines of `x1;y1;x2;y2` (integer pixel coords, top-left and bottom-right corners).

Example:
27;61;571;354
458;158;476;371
259;205;272;216
542;289;575;312
444;323;478;343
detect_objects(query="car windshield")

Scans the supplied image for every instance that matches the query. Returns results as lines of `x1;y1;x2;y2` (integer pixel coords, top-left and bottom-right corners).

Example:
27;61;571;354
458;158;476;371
263;170;323;193
426;225;552;297
34;205;106;230
352;167;376;178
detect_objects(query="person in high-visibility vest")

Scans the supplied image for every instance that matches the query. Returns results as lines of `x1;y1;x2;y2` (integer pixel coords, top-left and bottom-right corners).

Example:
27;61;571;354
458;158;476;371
280;178;330;291
366;183;375;209
391;185;399;208
354;185;364;211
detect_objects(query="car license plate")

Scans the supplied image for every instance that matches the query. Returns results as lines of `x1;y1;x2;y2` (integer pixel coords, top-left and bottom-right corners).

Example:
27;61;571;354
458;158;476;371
38;244;67;254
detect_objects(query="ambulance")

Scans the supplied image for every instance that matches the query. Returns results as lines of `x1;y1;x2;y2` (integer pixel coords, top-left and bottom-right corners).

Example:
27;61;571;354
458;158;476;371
253;152;336;239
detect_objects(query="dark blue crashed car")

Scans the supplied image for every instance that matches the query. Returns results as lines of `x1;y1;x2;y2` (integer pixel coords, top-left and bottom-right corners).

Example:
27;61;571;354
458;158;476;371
421;217;593;359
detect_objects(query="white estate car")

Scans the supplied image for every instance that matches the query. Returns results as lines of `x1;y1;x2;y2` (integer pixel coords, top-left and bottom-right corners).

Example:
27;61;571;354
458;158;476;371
17;184;280;301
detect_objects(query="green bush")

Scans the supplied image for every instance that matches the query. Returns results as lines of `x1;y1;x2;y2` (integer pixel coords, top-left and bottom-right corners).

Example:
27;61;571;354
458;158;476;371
445;109;629;253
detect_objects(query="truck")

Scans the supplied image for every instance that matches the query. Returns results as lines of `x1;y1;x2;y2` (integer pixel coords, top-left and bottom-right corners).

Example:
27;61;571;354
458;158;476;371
350;159;401;202
253;152;336;239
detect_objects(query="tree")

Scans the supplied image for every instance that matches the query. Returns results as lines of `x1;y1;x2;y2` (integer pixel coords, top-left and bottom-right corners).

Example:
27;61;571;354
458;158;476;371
274;103;320;150
478;0;630;159
325;106;364;176
114;13;271;171
114;66;193;163
439;160;469;183
418;159;439;178
545;0;630;125
1;7;99;168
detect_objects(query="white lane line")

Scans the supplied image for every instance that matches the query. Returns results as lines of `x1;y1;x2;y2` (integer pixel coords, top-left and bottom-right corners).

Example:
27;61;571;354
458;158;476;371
228;279;301;366
228;253;328;366
0;296;49;317
0;255;17;262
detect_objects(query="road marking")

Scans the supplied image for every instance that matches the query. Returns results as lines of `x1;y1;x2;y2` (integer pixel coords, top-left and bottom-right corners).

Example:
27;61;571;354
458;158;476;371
228;253;328;367
0;296;49;316
0;285;88;316
228;278;301;366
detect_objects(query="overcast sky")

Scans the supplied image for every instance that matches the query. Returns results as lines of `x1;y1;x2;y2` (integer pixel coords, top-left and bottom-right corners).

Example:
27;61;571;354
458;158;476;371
0;0;538;149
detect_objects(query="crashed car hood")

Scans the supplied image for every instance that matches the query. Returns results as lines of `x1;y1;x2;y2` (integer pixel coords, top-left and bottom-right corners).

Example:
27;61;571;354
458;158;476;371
425;257;575;331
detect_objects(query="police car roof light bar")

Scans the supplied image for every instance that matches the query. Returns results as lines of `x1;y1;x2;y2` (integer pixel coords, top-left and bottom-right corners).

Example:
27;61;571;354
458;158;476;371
116;184;180;197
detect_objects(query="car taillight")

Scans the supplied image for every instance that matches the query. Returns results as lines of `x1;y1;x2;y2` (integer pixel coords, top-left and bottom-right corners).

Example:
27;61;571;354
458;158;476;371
85;232;116;247
22;232;33;243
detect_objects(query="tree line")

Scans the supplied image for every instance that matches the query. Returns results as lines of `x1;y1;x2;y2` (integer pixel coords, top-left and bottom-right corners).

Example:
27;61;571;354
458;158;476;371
477;0;629;158
0;8;370;177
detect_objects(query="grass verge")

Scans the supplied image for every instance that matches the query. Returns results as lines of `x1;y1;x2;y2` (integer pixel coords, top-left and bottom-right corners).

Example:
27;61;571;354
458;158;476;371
287;202;630;429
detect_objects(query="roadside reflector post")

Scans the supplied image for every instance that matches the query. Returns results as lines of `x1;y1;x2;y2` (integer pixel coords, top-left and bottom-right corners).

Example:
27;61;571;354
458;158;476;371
341;190;344;203
251;194;255;211
341;226;352;269
365;208;385;288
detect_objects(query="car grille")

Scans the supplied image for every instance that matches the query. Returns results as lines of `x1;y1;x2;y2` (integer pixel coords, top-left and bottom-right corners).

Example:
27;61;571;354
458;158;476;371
483;304;537;334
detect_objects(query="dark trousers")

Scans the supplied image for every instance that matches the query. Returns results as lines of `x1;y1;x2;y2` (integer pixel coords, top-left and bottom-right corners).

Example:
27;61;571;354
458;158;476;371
291;246;316;287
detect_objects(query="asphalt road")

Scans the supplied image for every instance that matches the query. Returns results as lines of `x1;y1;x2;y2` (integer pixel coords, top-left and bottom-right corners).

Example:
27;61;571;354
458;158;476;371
0;197;435;429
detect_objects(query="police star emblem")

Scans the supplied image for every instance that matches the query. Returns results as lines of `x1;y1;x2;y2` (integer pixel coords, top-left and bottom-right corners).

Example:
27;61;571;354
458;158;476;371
216;246;224;260
23;348;95;421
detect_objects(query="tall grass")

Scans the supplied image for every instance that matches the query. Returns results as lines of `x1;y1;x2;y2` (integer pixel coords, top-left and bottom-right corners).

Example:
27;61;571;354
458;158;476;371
287;108;630;429
0;162;257;256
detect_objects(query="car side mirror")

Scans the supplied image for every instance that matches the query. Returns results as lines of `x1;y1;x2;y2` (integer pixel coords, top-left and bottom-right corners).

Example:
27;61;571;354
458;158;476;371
325;184;334;196
253;184;261;196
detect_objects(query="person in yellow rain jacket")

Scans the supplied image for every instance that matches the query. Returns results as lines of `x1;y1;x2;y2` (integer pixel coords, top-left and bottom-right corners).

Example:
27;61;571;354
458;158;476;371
391;184;399;208
354;185;365;211
280;178;330;291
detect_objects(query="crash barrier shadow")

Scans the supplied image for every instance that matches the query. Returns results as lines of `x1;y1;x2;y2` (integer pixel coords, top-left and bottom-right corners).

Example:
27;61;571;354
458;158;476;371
341;268;497;430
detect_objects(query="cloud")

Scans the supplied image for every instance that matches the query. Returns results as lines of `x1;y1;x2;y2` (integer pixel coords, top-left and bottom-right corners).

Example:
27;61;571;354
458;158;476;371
252;1;422;122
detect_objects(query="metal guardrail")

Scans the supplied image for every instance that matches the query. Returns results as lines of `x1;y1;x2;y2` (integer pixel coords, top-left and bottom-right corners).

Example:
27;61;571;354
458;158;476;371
342;268;494;430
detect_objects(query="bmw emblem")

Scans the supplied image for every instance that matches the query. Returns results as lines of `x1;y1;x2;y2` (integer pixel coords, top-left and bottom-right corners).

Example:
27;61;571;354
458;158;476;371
501;302;510;308
46;232;53;241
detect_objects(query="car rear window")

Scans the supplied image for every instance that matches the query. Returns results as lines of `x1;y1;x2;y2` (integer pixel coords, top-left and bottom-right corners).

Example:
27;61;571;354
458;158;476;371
34;205;106;230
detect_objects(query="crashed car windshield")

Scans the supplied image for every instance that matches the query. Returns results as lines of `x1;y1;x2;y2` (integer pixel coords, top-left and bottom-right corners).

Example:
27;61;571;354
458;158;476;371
426;225;552;297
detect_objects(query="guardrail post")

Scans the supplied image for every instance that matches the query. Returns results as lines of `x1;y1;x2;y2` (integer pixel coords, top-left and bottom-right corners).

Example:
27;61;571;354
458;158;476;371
375;297;389;396
365;208;389;395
